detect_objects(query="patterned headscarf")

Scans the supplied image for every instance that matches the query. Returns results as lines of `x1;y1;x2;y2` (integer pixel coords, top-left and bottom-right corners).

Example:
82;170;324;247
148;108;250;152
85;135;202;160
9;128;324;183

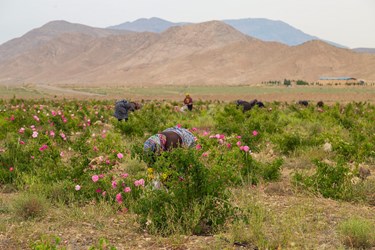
143;134;167;153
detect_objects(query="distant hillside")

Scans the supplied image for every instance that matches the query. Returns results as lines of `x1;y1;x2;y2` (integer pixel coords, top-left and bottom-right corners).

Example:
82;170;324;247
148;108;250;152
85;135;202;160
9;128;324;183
0;20;131;62
352;48;375;54
107;17;188;32
1;20;374;86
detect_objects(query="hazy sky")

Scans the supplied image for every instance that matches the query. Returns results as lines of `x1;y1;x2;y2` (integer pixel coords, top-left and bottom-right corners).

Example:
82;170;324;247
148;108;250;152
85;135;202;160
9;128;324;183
1;0;374;48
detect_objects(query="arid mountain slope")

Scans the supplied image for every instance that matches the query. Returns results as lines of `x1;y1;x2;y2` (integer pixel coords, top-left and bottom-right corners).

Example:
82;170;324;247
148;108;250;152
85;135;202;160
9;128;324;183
0;20;131;63
0;21;374;86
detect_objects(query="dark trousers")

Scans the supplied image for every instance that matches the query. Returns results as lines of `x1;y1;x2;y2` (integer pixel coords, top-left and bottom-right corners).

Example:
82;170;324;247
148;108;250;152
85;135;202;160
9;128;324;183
187;104;193;111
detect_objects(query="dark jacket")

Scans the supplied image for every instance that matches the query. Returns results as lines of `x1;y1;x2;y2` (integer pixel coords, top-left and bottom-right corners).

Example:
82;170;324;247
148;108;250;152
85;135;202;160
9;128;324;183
114;100;134;120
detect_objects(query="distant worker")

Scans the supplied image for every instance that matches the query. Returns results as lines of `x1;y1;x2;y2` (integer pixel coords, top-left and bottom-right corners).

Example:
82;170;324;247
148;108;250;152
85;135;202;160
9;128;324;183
113;99;141;121
183;93;193;111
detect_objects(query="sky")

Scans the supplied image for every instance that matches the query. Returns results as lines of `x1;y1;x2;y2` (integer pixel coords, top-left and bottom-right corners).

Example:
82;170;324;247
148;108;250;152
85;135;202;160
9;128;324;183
0;0;374;48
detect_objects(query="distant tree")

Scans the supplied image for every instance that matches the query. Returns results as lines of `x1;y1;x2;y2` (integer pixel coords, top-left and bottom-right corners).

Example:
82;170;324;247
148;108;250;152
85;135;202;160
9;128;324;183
296;80;309;85
283;79;291;86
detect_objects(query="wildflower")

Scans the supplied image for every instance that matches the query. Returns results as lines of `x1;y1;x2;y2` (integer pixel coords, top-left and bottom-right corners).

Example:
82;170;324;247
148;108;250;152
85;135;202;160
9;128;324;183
243;145;250;152
51;111;57;116
60;132;66;140
117;153;124;159
92;175;99;182
96;188;102;193
19;127;25;134
49;130;55;137
31;156;35;159
124;187;131;193
203;131;209;136
32;131;38;138
240;146;244;151
60;152;64;157
191;127;197;132
215;134;220;139
102;191;106;196
121;173;129;178
134;179;145;187
226;143;231;149
105;159;110;165
252;130;258;136
236;141;241;146
33;115;40;122
10;115;15;121
39;144;48;151
195;144;202;150
93;146;99;151
219;134;225;139
19;140;25;145
177;124;181;128
75;185;81;191
202;152;209;157
9;167;14;172
236;135;242;139
116;193;122;204
112;181;117;189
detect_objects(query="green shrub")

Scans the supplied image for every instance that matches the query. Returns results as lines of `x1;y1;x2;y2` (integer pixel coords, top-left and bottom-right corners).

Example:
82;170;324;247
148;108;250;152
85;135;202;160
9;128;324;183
134;148;232;235
292;160;352;200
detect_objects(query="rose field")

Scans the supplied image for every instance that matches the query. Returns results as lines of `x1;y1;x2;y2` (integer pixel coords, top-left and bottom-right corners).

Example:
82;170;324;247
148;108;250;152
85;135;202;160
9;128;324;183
0;98;374;249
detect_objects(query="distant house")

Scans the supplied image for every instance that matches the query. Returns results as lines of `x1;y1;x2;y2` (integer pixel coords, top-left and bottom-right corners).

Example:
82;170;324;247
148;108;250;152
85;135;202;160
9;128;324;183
318;76;364;85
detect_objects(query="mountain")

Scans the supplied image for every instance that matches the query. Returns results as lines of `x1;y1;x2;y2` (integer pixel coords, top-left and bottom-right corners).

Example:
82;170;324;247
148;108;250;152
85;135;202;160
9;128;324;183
0;21;374;85
223;18;318;46
107;17;188;32
0;20;131;63
352;48;375;54
107;17;346;47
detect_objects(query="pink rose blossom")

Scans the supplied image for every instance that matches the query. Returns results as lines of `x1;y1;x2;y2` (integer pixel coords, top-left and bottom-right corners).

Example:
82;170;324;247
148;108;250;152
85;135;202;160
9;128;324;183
117;153;124;159
49;131;55;137
39;144;48;151
33;115;40;122
215;134;220;139
124;187;131;193
240;146;244;150
243;146;250;152
134;179;145;187
236;141;241;146
195;144;202;150
252;130;258;136
116;193;122;204
92;175;99;182
112;181;117;189
51;111;57;116
32;131;38;138
19;127;25;134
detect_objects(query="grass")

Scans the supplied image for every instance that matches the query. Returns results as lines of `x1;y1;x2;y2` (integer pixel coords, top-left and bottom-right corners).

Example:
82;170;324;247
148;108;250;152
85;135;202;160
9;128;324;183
2;84;375;102
338;217;375;249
